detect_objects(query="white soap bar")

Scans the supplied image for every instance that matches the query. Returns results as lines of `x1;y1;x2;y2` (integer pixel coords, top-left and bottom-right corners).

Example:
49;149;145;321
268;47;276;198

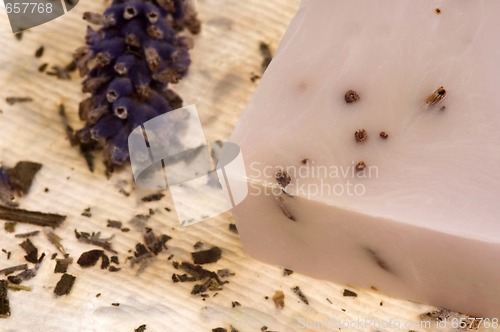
230;0;500;317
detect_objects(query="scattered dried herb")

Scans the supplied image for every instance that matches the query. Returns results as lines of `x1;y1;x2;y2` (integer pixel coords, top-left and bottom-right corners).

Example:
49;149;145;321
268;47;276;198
35;46;45;58
212;328;226;332
38;63;48;73
111;303;120;307
5;97;33;105
231;301;241;308
425;86;446;106
283;268;293;276
8;254;44;284
380;131;389;139
1;250;11;260
109;266;121;272
14;230;40;238
106;220;122;229
191;247;222;264
435;8;441;14
0;264;28;276
217;269;234;278
77;250;104;268
228;223;238;234
54;273;76;296
81;207;92;218
345;90;360;103
0;205;66;228
326;298;332;304
4;222;16;233
272;290;285;309
6;161;42;194
141;193;164;202
0;280;10;318
193;241;204;249
343;289;357;297
20;239;39;263
46;230;66;254
259;42;273;73
101;254;110;269
75;230;117;253
291;286;309;305
59;104;97;172
46;65;72;80
54;258;72;274
135;325;147;332
354;129;368;143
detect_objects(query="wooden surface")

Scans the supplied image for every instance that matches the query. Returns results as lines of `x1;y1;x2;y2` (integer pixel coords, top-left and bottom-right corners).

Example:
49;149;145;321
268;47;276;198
0;1;495;331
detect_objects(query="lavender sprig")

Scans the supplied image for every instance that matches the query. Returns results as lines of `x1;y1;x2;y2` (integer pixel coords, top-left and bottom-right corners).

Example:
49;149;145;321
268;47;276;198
74;0;200;171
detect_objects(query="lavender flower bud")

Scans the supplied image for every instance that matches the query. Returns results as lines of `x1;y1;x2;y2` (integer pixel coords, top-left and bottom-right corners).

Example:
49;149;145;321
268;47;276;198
75;0;200;170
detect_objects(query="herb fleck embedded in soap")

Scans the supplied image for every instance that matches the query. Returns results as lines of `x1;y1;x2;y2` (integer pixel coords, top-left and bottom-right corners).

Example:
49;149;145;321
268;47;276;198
435;8;441;14
355;161;366;172
54;273;76;296
380;131;389;139
35;46;44;58
425;86;446;106
344;90;360;103
283;268;294;276
277;196;296;221
354;129;368;143
343;289;357;297
275;170;291;188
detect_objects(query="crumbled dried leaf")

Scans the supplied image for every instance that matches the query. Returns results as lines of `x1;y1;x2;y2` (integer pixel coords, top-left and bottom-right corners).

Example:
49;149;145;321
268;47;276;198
75;230;117;253
283;268;293;276
0;280;10;318
54;258;72;274
228;223;238;234
77;249;104;268
81;207;92;218
20;239;39;263
0;264;28;276
192;247;222;264
54;273;76;296
135;325;147;332
343;289;357;297
14;230;40;238
0;205;65;228
141;193;164;202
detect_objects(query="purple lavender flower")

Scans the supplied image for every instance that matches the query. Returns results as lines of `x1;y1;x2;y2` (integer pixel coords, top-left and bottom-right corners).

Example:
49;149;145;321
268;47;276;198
74;0;200;171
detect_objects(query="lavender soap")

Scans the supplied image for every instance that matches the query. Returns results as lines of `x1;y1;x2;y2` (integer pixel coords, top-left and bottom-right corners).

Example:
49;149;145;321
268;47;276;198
229;0;500;317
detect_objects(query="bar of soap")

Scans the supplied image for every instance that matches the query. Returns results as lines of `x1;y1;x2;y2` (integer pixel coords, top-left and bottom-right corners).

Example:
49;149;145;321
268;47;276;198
229;0;500;317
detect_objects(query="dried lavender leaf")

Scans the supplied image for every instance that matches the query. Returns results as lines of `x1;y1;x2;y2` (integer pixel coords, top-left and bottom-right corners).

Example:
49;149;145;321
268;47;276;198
0;280;10;318
54;273;76;296
283;268;293;276
75;229;117;253
35;46;44;58
6;161;42;194
0;264;28;276
81;207;92;217
291;286;309;305
141;193;164;202
5;97;33;105
135;325;147;332
191;247;222;264
77;249;104;268
20;239;38;263
110;256;119;265
55;257;70;273
228;223;238;234
106;220;122;229
144;228;171;254
343;289;358;297
14;230;40;238
45;230;66;254
101;254;110;270
0;205;65;228
7;268;38;284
